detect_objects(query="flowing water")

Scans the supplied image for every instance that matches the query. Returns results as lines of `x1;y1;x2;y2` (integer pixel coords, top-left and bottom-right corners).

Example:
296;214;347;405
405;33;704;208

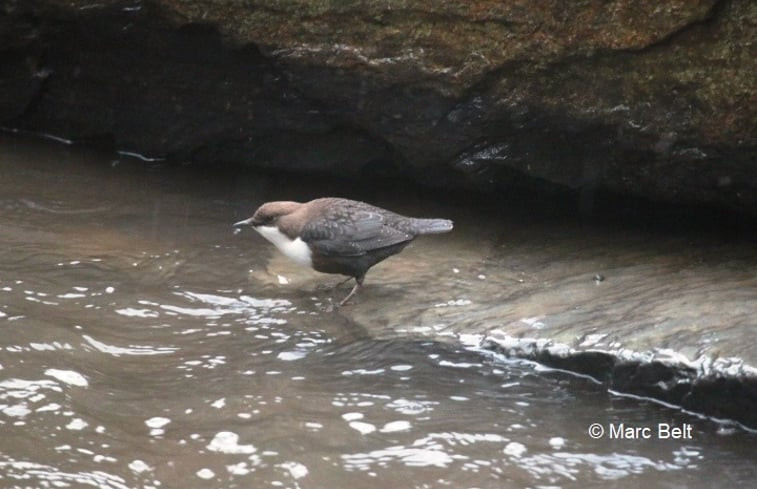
0;134;755;488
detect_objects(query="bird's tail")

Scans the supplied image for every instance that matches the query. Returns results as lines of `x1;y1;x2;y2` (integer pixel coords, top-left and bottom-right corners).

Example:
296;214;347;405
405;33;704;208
412;218;454;235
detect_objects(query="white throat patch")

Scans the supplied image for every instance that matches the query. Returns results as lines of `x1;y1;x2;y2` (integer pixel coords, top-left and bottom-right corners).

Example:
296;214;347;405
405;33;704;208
254;225;313;268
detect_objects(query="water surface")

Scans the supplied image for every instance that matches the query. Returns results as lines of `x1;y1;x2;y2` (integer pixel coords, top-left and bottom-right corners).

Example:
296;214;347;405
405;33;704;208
0;134;755;488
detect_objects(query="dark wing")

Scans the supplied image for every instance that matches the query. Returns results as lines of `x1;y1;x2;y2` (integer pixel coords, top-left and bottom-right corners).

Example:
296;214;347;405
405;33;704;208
300;210;412;256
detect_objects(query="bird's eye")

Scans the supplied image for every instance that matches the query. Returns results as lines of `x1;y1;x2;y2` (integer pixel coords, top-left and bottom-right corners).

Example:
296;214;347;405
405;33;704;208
262;215;277;226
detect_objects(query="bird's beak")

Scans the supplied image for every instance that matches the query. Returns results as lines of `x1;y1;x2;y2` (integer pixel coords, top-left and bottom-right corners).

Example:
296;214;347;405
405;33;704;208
233;217;255;227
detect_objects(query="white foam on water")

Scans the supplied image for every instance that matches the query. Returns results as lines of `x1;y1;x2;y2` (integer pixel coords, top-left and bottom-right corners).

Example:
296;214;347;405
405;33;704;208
503;442;527;457
3;404;31;417
145;417;171;429
44;369;88;387
349;421;376;435
549;437;566;449
35;403;61;413
341;412;364;421
380;420;412;433
227;462;250;475
207;431;256;454
128;460;152;473
280;461;308;479
115;308;159;318
277;350;307;361
66;418;88;430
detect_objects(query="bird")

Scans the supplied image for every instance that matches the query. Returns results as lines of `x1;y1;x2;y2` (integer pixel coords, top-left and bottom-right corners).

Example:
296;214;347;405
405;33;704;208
234;198;453;306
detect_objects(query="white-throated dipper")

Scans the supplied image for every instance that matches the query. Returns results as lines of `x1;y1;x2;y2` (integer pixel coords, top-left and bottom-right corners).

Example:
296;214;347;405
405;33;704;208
234;198;453;305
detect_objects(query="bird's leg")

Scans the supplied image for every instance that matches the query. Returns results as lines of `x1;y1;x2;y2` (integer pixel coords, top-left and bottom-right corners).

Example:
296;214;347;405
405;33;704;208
338;275;364;307
334;276;353;288
316;275;353;291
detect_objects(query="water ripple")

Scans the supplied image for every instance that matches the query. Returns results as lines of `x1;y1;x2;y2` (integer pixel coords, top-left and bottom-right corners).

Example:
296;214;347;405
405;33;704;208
0;457;131;489
82;334;178;357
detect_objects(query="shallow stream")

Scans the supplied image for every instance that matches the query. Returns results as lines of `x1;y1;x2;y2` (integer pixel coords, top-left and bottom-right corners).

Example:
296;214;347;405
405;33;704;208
0;134;754;488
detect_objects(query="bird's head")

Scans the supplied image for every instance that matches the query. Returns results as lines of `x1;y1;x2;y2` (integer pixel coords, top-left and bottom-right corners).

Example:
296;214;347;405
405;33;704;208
233;201;302;229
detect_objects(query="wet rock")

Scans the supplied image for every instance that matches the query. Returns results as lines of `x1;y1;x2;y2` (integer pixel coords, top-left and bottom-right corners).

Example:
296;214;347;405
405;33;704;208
483;338;757;429
0;0;755;212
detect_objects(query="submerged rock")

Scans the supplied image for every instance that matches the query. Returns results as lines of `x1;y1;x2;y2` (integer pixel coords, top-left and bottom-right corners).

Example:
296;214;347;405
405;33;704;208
1;0;755;212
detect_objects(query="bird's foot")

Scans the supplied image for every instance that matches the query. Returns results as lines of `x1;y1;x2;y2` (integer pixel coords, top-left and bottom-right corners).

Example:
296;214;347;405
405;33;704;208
336;278;363;307
337;294;355;308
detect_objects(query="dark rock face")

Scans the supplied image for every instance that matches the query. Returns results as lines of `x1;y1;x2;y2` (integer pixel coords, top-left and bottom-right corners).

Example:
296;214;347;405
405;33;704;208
1;0;755;212
0;1;397;178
